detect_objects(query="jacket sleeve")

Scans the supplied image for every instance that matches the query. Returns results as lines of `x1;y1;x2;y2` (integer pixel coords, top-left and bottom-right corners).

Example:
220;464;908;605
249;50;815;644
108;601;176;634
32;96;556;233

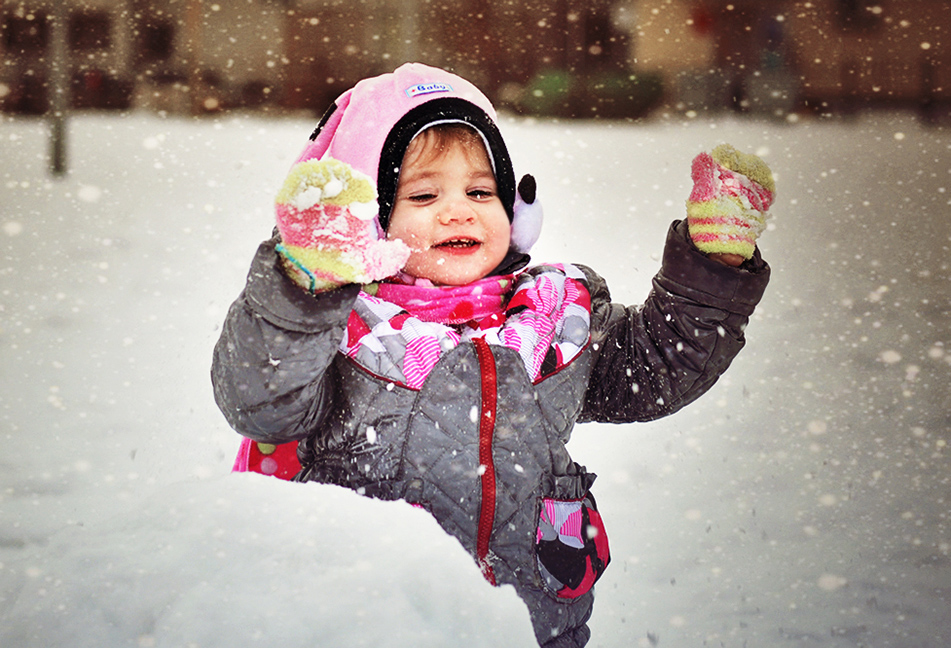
210;234;360;443
578;219;770;424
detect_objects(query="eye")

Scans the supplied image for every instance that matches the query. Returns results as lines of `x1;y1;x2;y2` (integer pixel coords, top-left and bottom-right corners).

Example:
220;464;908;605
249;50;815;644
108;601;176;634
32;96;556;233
467;188;495;200
407;192;437;203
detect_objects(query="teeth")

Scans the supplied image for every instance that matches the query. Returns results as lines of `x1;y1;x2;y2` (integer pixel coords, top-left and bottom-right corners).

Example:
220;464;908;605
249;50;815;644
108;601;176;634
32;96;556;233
438;239;477;248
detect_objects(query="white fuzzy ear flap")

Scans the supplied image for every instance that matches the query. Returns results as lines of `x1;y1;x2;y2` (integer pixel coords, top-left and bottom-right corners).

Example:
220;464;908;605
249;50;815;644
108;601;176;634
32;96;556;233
511;174;543;253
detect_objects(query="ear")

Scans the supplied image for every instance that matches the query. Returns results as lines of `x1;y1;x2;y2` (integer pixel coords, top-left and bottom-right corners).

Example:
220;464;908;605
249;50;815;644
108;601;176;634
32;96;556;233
511;174;543;253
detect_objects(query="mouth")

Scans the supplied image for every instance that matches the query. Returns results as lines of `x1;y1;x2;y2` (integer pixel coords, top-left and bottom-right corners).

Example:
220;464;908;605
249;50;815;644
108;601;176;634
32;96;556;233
433;237;481;250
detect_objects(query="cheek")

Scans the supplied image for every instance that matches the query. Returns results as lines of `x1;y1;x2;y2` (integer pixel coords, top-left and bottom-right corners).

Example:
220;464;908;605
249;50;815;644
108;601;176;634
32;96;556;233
386;224;413;246
390;231;427;255
386;210;428;247
490;219;512;253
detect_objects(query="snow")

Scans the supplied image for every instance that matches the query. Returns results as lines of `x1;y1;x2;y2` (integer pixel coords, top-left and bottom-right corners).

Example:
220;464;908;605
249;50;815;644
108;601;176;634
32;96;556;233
1;109;949;647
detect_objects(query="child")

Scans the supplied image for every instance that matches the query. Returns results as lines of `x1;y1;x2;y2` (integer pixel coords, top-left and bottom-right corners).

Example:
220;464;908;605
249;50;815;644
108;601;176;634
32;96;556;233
212;63;773;647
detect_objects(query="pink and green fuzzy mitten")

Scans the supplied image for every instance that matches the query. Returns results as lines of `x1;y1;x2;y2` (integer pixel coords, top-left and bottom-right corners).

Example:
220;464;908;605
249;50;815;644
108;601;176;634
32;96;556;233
275;159;410;293
686;144;776;260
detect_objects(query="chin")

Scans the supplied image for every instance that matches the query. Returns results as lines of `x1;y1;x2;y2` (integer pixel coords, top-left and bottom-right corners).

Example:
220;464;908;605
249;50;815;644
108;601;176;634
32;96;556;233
406;258;487;286
432;274;475;286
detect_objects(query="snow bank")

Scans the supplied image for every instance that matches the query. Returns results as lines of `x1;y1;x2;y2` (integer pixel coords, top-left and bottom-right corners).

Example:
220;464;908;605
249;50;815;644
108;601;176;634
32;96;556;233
1;475;533;648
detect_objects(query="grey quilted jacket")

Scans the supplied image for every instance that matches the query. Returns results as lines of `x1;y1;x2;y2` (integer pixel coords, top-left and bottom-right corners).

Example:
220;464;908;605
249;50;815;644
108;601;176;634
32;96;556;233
211;219;769;646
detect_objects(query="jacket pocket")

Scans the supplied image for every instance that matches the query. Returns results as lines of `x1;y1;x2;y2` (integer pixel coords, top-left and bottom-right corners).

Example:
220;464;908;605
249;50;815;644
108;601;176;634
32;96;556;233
535;492;611;599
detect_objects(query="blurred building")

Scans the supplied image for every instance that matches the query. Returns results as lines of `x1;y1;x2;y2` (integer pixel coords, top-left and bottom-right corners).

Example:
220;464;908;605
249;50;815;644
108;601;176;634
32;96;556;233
631;0;951;118
0;0;634;116
2;0;950;119
0;0;286;114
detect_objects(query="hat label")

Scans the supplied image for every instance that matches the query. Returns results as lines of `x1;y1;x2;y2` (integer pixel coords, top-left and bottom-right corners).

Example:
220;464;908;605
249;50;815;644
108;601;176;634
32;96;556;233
405;82;453;98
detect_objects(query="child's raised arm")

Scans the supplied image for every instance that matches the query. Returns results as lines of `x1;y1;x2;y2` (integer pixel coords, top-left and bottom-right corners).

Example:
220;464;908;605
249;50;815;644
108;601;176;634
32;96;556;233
211;234;360;443
578;145;774;423
211;158;407;443
578;221;768;423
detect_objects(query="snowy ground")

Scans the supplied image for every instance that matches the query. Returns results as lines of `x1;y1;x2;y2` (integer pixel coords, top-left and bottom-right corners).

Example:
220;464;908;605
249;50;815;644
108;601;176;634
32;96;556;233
1;107;948;647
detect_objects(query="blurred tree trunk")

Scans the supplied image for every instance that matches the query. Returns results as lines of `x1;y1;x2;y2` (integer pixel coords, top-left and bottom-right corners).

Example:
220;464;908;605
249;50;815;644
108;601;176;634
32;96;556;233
48;3;69;176
115;0;135;84
184;0;203;114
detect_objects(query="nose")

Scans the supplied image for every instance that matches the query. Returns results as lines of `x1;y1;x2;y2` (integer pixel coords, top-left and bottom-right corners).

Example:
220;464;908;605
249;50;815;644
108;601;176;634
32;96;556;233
437;195;476;225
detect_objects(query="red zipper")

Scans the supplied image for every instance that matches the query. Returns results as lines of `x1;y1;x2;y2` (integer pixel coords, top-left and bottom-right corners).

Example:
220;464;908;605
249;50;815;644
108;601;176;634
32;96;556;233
472;338;498;586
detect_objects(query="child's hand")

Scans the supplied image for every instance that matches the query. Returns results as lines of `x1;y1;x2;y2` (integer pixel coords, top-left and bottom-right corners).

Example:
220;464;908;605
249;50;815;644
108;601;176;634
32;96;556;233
686;144;775;262
275;159;410;293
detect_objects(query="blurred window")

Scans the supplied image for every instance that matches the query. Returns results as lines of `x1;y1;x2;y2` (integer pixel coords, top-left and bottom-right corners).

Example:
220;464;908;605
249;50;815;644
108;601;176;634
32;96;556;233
69;11;111;51
835;0;884;31
136;19;175;64
2;12;49;55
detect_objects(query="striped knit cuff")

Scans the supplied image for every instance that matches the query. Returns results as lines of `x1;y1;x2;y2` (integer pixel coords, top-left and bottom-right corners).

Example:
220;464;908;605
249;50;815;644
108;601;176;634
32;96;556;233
686;197;767;259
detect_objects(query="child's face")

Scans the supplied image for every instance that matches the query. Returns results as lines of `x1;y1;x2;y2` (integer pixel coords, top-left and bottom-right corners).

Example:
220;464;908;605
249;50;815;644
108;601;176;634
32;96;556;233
387;135;511;286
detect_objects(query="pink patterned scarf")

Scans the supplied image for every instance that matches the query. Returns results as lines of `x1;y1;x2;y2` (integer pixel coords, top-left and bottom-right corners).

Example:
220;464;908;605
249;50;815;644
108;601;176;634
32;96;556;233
344;265;592;389
374;274;515;326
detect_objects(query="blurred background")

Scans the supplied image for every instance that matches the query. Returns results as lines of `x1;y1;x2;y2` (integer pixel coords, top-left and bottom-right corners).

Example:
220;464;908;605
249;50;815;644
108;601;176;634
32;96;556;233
3;0;950;124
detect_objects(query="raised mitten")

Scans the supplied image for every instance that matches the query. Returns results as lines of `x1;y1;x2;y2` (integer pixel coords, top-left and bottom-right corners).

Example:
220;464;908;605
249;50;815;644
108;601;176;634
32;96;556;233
686;144;775;260
275;159;410;292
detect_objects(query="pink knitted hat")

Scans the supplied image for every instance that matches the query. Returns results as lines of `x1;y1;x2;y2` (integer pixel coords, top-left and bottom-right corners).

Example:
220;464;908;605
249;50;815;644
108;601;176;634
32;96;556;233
296;63;497;177
289;63;541;254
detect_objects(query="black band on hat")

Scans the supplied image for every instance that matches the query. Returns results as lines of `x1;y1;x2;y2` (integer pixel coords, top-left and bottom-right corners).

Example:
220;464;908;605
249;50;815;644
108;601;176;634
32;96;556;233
308;101;338;141
376;97;516;231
